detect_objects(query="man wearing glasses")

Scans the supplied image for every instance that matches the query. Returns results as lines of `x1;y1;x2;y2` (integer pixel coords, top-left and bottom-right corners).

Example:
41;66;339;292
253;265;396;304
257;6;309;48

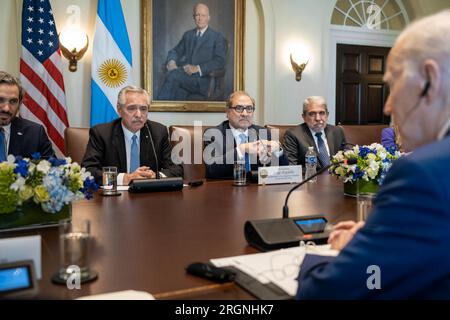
158;3;226;100
0;71;54;161
204;91;288;179
82;86;183;185
283;96;346;169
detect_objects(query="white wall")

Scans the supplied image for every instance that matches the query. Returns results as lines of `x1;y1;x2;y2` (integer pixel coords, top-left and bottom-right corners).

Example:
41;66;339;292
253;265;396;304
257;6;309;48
1;0;449;129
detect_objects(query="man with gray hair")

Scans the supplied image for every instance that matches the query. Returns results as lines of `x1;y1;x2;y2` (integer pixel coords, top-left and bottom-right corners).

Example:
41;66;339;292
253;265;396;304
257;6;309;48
297;10;450;299
0;70;54;160
283;96;346;169
82;86;182;185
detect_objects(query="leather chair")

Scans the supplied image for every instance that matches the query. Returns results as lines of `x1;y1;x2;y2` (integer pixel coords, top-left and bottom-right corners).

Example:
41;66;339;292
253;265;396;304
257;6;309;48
339;124;388;146
64;127;89;164
169;125;212;181
265;124;297;145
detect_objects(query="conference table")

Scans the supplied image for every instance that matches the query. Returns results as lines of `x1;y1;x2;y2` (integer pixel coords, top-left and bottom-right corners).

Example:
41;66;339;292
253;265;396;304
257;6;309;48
2;173;357;300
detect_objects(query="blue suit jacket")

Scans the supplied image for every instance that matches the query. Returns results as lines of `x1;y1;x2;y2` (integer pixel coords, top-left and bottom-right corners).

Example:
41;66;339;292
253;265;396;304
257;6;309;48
167;27;226;95
297;134;450;299
381;127;397;150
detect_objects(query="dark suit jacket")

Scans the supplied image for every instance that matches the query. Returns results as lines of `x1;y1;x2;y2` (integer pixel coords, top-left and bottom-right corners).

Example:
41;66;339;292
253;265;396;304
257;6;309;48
167;27;226;96
7;117;55;159
81;119;183;184
283;123;346;168
204;120;288;179
297;134;450;299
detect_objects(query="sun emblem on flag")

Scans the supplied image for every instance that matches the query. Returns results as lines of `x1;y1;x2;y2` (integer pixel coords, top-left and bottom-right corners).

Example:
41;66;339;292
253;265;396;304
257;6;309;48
98;59;128;88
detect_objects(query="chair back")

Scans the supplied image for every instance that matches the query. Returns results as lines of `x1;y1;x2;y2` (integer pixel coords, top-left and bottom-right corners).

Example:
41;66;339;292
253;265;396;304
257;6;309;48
64;127;90;164
339;124;388;146
265;124;297;145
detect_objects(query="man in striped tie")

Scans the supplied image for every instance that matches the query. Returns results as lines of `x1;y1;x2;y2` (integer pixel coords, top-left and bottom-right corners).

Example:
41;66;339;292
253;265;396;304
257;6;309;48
283;96;346;169
0;71;54;161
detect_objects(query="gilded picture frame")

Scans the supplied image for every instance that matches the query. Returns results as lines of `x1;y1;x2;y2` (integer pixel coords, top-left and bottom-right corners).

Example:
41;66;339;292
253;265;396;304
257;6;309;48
141;0;245;112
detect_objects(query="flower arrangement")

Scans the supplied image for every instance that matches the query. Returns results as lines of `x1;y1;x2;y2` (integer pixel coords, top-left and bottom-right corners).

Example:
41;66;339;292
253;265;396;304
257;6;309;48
0;153;98;215
329;143;402;185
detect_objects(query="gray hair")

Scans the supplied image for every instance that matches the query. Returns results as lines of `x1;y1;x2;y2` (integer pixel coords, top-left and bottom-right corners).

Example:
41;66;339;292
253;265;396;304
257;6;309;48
396;10;450;89
0;71;25;104
226;90;255;109
302;96;328;115
117;86;150;107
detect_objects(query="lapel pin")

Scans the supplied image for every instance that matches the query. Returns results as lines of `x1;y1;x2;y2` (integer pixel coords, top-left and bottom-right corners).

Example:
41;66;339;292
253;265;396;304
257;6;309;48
17;132;23;136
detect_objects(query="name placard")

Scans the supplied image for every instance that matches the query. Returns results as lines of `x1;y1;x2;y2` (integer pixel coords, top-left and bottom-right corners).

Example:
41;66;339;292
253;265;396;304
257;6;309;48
258;166;302;185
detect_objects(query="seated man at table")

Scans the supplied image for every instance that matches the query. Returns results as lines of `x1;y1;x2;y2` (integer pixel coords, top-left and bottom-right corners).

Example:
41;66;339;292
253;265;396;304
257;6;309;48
204;90;288;179
297;10;450;299
0;71;55;161
82;86;183;185
283;96;346;169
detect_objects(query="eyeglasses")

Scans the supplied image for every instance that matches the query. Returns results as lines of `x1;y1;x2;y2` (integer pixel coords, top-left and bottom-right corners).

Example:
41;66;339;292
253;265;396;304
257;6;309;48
0;97;19;107
193;13;208;18
125;105;149;113
230;105;255;113
306;111;328;117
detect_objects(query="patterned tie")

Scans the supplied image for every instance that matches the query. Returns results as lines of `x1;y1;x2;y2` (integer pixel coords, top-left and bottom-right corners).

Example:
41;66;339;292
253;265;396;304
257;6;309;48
130;134;139;173
315;132;330;167
239;133;251;172
0;127;6;162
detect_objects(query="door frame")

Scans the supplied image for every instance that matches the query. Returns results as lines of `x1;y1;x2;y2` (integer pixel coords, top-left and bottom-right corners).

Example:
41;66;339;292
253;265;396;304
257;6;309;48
327;26;399;124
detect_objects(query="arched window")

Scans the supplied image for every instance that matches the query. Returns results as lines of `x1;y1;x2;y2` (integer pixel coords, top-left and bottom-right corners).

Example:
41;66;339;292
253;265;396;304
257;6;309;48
331;0;409;31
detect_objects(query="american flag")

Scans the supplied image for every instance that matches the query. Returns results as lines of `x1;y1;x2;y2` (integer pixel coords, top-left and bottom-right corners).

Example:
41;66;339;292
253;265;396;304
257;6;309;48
20;0;69;157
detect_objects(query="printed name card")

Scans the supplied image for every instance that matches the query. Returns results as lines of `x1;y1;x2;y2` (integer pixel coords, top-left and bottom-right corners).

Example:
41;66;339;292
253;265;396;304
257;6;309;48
258;166;302;185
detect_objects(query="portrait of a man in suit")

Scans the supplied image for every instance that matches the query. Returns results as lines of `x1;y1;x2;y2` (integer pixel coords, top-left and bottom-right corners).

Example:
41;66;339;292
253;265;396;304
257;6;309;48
152;0;235;103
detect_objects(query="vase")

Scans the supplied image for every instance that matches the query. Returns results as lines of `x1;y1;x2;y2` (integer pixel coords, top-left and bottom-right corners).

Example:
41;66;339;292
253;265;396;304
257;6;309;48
0;202;71;232
344;180;379;197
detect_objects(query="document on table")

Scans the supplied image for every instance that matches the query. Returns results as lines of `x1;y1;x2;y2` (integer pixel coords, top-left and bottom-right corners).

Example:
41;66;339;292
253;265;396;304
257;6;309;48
77;290;155;300
210;245;339;297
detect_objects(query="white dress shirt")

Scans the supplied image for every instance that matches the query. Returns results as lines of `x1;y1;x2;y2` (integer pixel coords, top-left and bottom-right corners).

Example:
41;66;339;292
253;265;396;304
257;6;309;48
309;127;330;156
0;124;11;154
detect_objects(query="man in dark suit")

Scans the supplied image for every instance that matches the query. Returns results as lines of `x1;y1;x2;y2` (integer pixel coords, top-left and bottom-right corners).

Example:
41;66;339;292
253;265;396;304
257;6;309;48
82;86;183;185
158;3;226;100
204;91;288;179
297;10;450;299
283;96;346;169
0;71;54;161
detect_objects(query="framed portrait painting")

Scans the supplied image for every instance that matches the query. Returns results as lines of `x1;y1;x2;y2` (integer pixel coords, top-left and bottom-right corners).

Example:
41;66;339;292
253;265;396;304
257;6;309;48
141;0;245;112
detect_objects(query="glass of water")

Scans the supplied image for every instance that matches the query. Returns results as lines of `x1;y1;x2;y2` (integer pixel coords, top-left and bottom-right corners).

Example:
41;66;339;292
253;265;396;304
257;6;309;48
233;160;247;186
102;166;118;195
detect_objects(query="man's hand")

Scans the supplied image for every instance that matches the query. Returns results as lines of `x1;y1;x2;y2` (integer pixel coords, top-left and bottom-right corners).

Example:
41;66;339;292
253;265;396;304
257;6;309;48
259;140;281;155
183;64;200;76
167;60;177;71
238;141;259;155
123;166;156;185
328;221;365;251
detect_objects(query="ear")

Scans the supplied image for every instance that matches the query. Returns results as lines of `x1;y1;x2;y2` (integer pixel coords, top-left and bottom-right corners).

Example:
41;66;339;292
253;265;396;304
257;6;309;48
423;59;441;104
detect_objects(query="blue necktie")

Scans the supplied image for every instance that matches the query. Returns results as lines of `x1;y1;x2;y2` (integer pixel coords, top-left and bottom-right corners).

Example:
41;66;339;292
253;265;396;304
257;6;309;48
239;134;251;172
130;134;139;173
0;128;6;162
315;132;330;167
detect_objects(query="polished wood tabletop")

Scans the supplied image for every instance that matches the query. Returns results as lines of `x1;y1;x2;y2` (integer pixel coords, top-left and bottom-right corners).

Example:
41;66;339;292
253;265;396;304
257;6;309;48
1;173;356;299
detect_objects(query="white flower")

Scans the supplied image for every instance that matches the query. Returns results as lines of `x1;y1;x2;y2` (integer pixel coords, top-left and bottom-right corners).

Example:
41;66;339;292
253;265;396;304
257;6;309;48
7;155;15;165
10;177;26;191
36;160;51;174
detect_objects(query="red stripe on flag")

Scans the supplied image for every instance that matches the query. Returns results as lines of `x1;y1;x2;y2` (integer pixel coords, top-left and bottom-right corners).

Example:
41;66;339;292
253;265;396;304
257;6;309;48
43;58;65;92
22;93;65;153
20;59;69;126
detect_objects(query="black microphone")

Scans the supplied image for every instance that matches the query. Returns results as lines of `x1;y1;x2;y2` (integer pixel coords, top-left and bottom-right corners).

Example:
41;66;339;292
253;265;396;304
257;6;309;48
341;142;356;150
145;121;160;179
282;158;357;219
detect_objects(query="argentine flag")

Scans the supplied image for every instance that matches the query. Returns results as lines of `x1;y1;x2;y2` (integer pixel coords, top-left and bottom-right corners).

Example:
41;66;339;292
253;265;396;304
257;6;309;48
90;0;133;127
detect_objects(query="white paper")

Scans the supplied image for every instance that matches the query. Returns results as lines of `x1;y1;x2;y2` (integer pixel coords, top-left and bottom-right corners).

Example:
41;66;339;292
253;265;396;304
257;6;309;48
0;235;42;279
77;290;155;300
211;245;338;297
258;165;302;185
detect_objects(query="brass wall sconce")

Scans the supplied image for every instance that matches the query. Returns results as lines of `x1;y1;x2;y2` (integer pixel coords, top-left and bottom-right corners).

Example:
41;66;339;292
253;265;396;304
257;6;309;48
290;54;308;81
59;29;89;72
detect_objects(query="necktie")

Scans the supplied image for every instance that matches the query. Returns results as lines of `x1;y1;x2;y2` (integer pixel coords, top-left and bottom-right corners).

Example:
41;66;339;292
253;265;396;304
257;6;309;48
0;127;6;162
130;135;139;173
315;132;330;167
239;133;251;172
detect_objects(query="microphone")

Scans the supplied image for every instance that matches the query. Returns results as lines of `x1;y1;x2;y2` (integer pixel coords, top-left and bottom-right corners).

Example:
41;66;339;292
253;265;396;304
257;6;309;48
282;158;357;219
244;157;357;251
341;142;356;150
145;122;160;179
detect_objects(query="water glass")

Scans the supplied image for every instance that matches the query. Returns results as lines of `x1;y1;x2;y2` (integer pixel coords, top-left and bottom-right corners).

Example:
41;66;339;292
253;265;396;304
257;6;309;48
102;166;118;195
357;193;376;222
233;160;247;186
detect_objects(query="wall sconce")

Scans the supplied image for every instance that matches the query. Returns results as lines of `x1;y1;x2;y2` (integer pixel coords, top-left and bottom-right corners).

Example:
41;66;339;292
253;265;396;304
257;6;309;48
59;28;89;72
290;54;308;82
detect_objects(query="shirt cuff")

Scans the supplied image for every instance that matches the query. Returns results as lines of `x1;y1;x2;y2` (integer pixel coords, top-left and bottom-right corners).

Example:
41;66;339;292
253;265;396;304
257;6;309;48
117;173;125;186
273;148;284;158
236;146;245;159
197;65;202;77
159;172;167;178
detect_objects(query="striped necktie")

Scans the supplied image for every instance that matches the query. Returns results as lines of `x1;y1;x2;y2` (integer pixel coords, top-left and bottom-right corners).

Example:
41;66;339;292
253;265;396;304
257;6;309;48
315;132;330;167
0;127;6;162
